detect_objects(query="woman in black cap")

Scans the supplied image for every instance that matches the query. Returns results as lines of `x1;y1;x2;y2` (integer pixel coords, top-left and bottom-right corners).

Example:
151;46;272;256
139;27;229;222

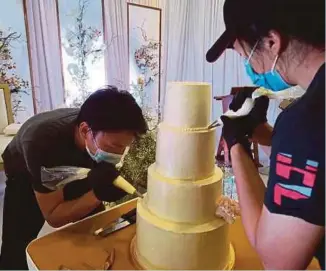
207;0;324;269
0;86;147;269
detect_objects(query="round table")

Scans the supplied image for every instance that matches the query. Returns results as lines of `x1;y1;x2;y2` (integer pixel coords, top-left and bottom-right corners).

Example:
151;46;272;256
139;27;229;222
26;198;320;270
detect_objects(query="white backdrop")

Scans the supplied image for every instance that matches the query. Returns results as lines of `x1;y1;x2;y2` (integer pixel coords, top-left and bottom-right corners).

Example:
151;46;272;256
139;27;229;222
101;0;283;163
25;0;65;112
25;0;281;134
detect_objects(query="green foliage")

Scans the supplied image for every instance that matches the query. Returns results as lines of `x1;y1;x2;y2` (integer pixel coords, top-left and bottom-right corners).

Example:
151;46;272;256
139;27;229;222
114;110;158;205
110;21;161;205
120;128;156;189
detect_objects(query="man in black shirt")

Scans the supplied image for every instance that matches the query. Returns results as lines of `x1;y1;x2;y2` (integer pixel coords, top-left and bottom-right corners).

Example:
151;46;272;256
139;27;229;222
0;86;147;269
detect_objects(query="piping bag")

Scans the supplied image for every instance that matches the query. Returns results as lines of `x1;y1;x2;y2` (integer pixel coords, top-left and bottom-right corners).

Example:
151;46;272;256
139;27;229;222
113;176;143;198
208;87;305;129
40;166;143;198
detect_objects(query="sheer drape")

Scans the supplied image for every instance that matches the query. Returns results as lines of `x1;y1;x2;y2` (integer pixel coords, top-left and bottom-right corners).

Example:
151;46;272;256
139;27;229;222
102;0;161;90
26;0;280;133
25;0;65;112
100;0;282;160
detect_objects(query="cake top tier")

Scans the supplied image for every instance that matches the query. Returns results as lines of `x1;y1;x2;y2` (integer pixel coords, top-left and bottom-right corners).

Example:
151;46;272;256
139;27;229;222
163;82;212;129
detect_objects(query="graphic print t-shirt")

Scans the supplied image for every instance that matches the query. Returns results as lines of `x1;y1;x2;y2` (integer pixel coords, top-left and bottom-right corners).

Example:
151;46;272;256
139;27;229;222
264;64;325;269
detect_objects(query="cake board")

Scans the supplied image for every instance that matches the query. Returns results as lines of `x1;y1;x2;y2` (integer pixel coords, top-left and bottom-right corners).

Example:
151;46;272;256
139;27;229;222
130;235;236;270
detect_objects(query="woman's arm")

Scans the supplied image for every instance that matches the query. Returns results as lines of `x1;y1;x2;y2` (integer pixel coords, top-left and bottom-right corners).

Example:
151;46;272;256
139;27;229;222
230;144;266;245
231;144;324;269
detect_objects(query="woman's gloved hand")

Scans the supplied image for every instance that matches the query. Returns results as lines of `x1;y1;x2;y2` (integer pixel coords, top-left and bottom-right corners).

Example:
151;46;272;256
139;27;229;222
229;87;258;111
230;89;270;137
220;115;253;159
88;162;127;202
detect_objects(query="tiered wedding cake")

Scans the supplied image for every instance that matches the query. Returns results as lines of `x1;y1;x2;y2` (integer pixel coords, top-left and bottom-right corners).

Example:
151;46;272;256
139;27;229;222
131;82;235;270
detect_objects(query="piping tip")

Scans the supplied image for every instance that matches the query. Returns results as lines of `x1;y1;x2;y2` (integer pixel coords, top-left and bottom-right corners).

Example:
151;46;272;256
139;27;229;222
134;190;144;198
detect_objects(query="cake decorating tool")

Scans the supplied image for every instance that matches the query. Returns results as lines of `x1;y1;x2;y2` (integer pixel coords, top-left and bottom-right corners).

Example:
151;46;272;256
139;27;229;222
113;176;143;198
41;166;143;198
207;120;220;129
252;86;304;100
94;208;137;237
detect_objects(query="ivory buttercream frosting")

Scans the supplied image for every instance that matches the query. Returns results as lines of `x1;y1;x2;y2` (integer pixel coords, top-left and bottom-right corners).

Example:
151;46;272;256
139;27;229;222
155;123;217;179
163;82;212;128
147;164;223;223
131;82;234;270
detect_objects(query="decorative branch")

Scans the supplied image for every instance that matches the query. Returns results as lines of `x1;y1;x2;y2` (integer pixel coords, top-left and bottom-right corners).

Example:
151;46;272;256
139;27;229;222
133;22;161;88
0;28;29;119
0;31;21;53
62;0;105;107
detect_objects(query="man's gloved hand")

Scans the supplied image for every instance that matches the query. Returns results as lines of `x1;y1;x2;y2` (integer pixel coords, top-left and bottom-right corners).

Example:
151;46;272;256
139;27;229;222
88;162;127;202
230;89;270;137
220;115;253;159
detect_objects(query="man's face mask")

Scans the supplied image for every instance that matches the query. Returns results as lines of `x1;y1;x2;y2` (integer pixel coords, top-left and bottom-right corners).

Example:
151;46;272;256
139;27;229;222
244;41;293;91
86;131;123;165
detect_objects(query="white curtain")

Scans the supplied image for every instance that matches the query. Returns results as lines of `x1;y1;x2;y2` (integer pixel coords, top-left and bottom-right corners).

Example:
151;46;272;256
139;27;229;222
25;0;280;135
25;0;65;113
102;0;162;91
102;0;280;159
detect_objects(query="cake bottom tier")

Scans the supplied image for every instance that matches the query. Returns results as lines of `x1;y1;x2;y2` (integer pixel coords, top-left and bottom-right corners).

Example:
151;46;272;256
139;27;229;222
132;199;234;270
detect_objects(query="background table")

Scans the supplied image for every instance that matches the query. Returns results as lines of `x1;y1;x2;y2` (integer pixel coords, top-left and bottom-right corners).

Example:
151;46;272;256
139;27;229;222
26;199;320;270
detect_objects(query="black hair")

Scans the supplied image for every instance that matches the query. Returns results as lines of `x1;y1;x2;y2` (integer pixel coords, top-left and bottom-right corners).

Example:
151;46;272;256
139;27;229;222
77;85;148;135
235;0;325;51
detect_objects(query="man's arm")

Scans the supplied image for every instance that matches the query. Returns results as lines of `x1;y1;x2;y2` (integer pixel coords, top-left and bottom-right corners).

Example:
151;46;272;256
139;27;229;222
231;144;324;269
22;139;126;228
35;189;102;228
34;162;127;228
22;140;101;227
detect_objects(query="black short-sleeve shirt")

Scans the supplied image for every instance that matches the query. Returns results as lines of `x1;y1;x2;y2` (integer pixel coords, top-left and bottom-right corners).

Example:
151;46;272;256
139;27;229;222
2;108;96;201
265;64;325;269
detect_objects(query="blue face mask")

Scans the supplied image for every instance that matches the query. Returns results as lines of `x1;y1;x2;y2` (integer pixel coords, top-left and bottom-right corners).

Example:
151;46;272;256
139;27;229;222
244;43;293;92
86;132;123;165
86;146;122;165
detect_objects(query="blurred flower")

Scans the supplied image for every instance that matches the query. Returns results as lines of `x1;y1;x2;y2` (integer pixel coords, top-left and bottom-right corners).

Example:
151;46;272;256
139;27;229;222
137;75;145;86
0;28;29;117
133;28;160;88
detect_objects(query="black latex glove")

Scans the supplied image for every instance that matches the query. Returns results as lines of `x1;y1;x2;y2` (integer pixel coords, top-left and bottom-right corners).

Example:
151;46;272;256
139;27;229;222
229;87;258;111
230;88;269;137
221;115;253;159
248;96;270;134
88;162;127;202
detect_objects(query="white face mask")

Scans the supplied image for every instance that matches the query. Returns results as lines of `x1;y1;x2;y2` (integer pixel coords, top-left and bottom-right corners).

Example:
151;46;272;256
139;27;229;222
86;131;123;165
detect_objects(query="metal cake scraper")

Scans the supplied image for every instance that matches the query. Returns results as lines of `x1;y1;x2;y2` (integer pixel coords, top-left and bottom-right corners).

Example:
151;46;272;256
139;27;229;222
94;208;137;237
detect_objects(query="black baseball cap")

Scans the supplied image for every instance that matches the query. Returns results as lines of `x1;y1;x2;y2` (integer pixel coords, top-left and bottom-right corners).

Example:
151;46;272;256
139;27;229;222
206;0;261;63
206;0;324;63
